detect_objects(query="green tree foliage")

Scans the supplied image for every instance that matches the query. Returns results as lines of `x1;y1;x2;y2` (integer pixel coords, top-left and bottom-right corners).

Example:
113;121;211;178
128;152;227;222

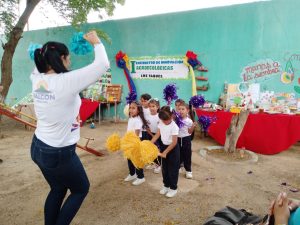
0;0;124;101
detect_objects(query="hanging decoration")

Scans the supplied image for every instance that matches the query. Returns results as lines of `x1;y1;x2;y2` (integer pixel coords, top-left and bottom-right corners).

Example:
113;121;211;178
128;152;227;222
27;43;42;60
184;50;209;96
189;95;205;108
70;32;93;55
116;51;137;110
115;51;136;94
163;83;178;105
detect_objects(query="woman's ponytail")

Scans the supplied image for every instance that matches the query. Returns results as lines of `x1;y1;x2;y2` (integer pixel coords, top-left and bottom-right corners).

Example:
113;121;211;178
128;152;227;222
34;48;47;73
33;42;69;74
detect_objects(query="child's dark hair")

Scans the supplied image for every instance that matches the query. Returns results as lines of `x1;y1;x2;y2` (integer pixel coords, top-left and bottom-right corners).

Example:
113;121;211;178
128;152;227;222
149;98;160;112
188;102;195;122
140;93;152;101
159;106;173;121
130;101;149;129
175;98;185;105
34;41;69;74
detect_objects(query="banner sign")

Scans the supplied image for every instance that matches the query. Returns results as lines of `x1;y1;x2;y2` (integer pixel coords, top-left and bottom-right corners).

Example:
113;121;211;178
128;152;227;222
129;57;189;79
241;59;281;83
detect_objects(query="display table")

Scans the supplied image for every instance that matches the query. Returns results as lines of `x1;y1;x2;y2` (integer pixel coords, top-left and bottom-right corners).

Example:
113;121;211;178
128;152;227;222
79;98;121;125
195;109;300;155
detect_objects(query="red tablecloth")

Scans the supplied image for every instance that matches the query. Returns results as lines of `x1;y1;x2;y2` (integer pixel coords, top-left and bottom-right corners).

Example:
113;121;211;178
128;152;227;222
196;109;300;155
79;99;99;125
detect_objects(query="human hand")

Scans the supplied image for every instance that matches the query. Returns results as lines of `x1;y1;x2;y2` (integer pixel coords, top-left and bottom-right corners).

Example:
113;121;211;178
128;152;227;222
83;31;100;45
158;151;167;158
273;192;290;225
288;198;300;211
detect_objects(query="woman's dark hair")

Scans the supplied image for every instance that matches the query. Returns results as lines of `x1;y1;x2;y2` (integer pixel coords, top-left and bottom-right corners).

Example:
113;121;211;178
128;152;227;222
130;101;149;129
140;93;152;101
34;41;69;74
159;105;173;121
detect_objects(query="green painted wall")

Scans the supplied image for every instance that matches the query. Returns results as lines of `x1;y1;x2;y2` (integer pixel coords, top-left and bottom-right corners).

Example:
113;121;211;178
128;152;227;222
1;0;300;118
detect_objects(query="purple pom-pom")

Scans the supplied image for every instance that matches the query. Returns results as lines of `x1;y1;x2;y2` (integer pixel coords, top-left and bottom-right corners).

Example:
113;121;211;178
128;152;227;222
126;91;137;104
198;115;216;132
172;110;185;128
190;95;205;108
163;83;178;105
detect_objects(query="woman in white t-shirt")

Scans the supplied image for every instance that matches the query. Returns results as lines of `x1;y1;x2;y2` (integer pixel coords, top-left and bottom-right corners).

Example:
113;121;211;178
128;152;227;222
30;31;109;225
151;106;180;198
124;101;149;186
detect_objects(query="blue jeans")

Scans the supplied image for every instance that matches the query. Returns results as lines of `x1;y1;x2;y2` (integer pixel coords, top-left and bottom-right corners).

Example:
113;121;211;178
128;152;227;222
31;135;90;225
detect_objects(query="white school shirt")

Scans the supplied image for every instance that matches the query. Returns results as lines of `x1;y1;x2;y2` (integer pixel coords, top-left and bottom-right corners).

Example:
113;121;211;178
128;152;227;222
158;120;179;145
127;116;143;137
178;117;193;138
147;114;160;133
143;107;151;118
31;43;110;147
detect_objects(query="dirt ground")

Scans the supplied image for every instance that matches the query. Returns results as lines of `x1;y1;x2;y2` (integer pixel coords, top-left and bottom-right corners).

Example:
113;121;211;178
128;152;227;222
0;117;299;225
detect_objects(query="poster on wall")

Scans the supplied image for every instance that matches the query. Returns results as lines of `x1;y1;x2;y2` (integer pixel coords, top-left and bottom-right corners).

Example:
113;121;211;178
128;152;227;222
240;59;281;83
82;69;112;101
129;57;189;79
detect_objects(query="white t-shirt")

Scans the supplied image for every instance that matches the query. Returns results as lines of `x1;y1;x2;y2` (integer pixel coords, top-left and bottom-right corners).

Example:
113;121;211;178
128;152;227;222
143;107;151;118
147;114;160;133
31;43;110;147
158;120;179;145
178;117;193;138
127;116;143;137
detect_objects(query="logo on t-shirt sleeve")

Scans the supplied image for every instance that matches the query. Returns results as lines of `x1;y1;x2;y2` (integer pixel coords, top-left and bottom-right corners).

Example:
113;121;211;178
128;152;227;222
71;123;79;132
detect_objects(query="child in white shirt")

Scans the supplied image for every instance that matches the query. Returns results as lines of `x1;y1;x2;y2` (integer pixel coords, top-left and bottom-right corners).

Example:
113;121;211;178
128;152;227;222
124;101;149;186
151;106;180;198
139;93;151;140
147;98;162;173
178;103;197;179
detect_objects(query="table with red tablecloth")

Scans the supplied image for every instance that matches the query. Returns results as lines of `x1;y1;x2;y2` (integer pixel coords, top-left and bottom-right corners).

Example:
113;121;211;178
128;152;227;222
195;109;300;155
79;98;121;126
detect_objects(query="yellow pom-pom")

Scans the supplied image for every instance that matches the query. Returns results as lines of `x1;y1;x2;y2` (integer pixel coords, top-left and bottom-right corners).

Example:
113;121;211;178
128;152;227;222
119;132;159;169
129;143;144;169
121;131;140;159
139;140;159;165
105;133;121;152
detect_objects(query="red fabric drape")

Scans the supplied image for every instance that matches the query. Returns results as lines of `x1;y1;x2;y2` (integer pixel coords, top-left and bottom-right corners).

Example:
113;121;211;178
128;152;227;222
79;99;99;126
196;109;300;155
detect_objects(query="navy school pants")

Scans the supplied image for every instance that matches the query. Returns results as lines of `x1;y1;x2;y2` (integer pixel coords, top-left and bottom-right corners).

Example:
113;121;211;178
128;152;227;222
160;143;180;190
178;136;192;172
